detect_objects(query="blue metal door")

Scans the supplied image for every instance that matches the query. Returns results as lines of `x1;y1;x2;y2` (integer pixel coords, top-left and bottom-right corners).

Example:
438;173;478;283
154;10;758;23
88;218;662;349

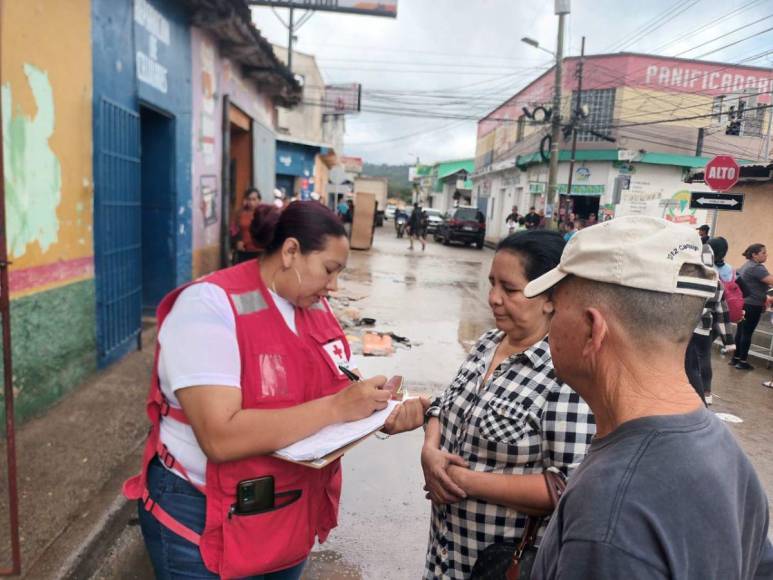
94;98;142;367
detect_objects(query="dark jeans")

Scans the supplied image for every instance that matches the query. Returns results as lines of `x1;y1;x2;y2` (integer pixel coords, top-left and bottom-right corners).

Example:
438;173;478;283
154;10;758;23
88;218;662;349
686;333;713;403
138;457;306;580
734;304;764;362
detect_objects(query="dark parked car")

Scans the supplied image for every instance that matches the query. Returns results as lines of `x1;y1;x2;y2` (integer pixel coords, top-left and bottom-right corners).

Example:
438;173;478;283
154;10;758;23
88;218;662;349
434;206;486;249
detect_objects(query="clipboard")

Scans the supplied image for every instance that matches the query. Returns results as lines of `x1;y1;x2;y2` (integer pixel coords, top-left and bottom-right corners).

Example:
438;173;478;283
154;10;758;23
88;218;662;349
272;377;405;469
273;424;384;469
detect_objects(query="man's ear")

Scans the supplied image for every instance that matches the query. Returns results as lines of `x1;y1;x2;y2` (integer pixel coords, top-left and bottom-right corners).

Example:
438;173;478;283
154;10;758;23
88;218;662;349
582;307;608;358
542;296;555;315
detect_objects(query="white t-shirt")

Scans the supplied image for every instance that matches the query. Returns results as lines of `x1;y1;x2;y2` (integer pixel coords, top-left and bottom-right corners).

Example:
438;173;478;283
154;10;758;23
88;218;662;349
158;282;298;486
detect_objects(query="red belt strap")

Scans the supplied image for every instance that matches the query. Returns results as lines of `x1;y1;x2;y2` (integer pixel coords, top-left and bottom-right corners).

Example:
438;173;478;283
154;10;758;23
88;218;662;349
142;488;201;546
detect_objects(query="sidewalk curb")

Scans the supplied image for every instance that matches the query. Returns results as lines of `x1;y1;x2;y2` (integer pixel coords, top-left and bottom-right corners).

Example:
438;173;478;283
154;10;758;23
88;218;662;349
22;440;145;580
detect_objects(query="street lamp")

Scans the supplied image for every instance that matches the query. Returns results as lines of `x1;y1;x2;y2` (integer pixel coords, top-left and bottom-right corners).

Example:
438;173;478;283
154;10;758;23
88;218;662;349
520;37;555;57
520;0;569;228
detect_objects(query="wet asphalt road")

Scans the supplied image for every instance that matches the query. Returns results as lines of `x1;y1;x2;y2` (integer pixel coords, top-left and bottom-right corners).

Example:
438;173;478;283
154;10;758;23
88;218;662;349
303;226;773;580
303;227;495;580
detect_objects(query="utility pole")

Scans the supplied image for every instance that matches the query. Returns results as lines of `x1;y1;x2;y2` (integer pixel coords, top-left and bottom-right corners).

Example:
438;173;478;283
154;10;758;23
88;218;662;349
547;0;570;228
695;127;705;157
566;36;585;207
287;7;294;72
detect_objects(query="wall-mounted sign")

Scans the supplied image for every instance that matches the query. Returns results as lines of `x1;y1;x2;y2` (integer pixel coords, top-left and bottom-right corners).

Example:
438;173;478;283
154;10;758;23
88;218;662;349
529;182;545;194
575;167;591;182
247;0;397;17
557;184;605;195
323;83;362;114
134;0;170;94
200;175;218;227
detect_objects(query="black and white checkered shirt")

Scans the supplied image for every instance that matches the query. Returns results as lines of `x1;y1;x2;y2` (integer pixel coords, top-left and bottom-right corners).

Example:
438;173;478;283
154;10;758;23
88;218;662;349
694;282;734;345
423;330;595;579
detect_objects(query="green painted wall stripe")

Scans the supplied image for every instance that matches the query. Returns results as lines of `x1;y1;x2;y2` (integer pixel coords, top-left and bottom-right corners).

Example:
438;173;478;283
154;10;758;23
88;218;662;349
0;279;96;423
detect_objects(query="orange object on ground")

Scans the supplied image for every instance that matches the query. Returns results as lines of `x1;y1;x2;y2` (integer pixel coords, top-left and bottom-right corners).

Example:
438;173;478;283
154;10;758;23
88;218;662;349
362;332;394;356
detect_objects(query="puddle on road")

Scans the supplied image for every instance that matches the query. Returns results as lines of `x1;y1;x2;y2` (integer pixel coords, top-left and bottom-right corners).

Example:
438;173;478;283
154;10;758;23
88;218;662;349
303;550;363;580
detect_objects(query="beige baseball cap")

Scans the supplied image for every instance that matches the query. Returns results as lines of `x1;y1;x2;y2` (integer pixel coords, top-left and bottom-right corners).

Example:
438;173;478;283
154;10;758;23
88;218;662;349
523;216;717;299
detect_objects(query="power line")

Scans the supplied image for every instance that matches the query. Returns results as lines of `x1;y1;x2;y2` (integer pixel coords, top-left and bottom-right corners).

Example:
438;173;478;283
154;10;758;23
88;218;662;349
654;0;766;53
692;25;773;59
672;13;773;57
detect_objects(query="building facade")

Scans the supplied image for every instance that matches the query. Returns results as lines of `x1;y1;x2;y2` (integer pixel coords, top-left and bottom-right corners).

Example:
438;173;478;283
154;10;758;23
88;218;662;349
2;0;299;420
2;0;96;421
473;52;773;243
273;47;345;202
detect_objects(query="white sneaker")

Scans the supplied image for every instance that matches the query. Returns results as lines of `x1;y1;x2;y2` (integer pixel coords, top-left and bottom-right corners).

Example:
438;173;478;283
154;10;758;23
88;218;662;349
704;394;713;405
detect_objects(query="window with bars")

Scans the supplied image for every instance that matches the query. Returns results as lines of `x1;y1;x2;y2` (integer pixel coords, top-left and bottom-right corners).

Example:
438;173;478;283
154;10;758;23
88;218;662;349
572;88;616;142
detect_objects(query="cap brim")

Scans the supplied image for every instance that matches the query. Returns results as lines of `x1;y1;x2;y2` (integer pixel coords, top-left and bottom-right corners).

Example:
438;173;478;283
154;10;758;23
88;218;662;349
524;267;568;298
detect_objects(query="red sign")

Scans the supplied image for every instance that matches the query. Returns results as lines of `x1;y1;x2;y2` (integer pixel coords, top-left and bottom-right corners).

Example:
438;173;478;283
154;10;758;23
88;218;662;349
704;156;740;191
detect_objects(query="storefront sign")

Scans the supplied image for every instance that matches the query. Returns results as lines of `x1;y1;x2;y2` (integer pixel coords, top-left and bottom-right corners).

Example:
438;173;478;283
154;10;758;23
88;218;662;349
247;0;397;17
529;182;545;194
557;184;605;195
135;0;170;94
575;167;591;182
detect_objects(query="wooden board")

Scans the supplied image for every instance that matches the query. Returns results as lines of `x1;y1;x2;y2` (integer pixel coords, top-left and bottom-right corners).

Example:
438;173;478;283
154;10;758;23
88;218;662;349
350;192;376;250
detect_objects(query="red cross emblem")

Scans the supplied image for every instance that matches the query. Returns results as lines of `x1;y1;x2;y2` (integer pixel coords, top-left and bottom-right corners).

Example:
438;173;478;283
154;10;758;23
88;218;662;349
333;344;344;358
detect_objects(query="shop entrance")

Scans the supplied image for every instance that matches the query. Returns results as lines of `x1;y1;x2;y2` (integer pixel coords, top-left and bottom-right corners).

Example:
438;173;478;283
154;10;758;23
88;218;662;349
570;195;601;220
140;105;176;313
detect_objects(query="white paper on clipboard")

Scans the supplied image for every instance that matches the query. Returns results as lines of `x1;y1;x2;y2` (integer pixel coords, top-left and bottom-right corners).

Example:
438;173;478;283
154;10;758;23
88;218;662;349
274;400;400;462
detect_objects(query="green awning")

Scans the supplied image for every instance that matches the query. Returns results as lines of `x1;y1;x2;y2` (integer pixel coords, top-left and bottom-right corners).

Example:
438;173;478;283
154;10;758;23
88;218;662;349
514;149;753;170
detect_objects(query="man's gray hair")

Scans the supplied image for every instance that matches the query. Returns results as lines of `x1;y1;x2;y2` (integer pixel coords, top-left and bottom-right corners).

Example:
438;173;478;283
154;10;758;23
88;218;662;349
568;264;709;344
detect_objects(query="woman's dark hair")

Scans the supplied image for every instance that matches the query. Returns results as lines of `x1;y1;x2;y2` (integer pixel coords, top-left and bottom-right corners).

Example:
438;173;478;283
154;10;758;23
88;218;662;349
708;237;728;264
495;230;566;282
250;201;346;255
244;187;261;200
742;243;766;260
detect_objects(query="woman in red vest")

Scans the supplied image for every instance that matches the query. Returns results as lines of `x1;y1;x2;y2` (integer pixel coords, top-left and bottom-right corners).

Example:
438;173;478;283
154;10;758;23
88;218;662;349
125;201;390;579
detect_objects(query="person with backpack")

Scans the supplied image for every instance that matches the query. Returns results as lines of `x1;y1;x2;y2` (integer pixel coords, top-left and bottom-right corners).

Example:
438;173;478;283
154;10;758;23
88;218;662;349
710;236;745;331
730;244;773;370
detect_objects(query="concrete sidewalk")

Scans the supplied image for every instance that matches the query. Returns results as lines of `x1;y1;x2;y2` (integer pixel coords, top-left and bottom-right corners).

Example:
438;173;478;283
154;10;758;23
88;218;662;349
0;325;156;579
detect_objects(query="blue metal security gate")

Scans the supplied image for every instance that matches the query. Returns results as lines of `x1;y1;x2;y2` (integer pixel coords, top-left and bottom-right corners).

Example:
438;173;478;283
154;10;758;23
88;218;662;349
94;97;142;367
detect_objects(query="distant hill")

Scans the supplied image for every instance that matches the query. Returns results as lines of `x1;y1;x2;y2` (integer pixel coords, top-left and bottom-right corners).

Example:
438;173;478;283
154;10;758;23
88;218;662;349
362;163;413;201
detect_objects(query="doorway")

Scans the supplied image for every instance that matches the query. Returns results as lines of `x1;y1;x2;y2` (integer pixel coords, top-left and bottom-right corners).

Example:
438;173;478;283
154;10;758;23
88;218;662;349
140;106;176;312
571;195;601;220
229;105;253;217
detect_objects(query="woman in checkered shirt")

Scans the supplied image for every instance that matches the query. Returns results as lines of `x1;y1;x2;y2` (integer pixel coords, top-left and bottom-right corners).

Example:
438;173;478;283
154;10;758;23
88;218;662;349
385;230;596;579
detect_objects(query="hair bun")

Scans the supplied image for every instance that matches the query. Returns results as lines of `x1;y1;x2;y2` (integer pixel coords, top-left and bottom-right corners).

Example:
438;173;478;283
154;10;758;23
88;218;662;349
250;204;281;249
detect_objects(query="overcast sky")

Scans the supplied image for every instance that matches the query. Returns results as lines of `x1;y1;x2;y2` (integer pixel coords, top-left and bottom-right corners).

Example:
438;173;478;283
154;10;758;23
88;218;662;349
250;0;773;165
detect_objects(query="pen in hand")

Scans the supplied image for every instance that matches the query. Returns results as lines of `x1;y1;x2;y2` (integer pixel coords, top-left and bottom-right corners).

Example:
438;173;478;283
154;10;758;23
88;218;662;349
338;365;360;382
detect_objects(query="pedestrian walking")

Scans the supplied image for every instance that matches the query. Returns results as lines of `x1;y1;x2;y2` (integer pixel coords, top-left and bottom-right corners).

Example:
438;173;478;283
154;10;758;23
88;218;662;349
505;205;520;235
384;230;595;580
233;187;262;264
685;279;733;405
124;202;391;579
525;216;773;580
408;202;427;251
697;224;711;244
730;243;773;370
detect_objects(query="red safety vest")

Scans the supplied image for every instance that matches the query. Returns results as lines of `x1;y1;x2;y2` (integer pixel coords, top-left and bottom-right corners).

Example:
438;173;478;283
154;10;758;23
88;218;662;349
123;260;351;578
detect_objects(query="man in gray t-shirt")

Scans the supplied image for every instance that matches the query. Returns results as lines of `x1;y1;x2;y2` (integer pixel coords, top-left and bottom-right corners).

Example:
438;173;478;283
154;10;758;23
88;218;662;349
523;217;773;579
532;409;773;579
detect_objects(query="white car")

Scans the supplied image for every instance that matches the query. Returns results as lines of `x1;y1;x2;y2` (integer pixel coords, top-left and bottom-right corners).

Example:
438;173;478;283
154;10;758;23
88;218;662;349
384;204;397;221
424;209;444;233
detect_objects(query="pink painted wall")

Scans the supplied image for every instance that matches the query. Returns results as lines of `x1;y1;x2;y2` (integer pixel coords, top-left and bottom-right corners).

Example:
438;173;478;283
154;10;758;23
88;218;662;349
190;27;275;274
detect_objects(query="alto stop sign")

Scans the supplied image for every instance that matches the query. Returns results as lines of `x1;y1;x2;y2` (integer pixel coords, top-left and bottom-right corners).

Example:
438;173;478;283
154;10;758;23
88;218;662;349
704;155;739;191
